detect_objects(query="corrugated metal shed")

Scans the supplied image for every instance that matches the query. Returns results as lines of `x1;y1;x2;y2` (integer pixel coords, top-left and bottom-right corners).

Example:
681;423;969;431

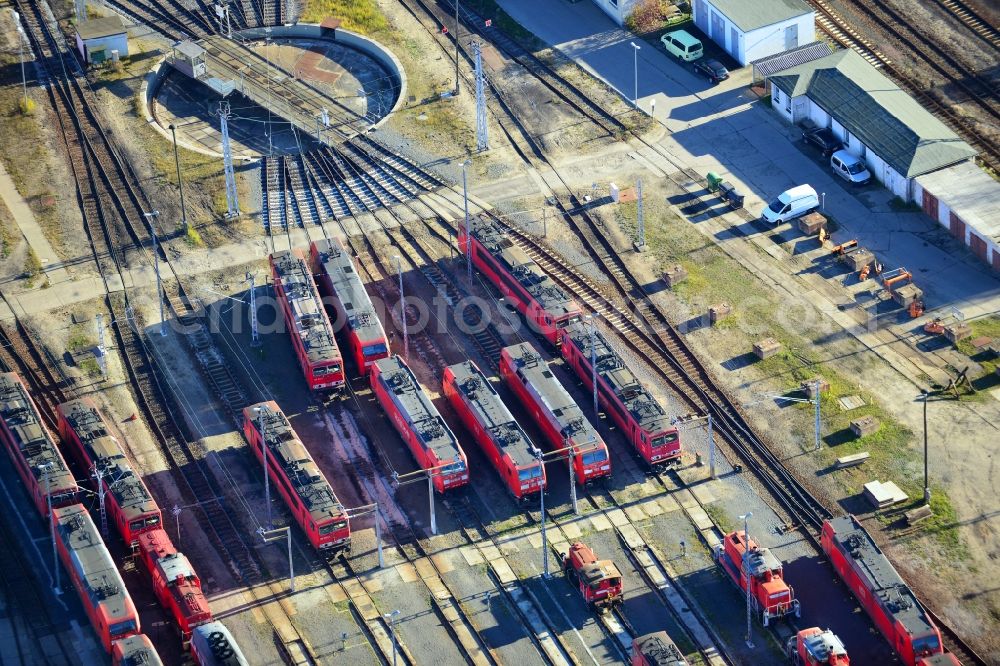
752;41;832;81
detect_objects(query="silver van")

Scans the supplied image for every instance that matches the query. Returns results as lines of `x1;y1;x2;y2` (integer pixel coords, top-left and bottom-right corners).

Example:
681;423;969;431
830;150;871;185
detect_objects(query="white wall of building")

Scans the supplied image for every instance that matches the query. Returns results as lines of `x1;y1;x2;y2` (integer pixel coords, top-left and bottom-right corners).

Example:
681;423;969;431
695;1;814;65
591;0;637;26
75;33;129;64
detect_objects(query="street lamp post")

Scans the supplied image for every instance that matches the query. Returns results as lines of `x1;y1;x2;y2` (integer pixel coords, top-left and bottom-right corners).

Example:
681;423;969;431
565;434;577;516
168;124;188;233
172;504;182;542
254;406;271;529
630;41;641;109
922;391;931;505
385;609;401;666
394;255;408;360
453;0;461;95
740;512;754;648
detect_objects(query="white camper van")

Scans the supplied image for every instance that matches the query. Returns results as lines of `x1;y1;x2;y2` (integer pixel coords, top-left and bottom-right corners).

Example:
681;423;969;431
760;185;819;225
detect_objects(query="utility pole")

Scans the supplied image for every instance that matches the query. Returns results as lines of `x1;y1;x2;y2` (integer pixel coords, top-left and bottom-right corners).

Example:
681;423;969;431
634;178;645;251
42;463;61;595
922;391;930;505
535;448;549;578
565;434;578;515
385;610;401;666
462;160;472;281
427;473;437;535
394;256;409;360
219;101;240;218
95;314;107;378
93;465;108;536
168;124;188;232
264;27;274;157
587;314;599;416
255;406;271;529
741;512;754;648
473;41;488;151
246;272;260;347
143;211;166;336
257;526;294;591
453;0;461;95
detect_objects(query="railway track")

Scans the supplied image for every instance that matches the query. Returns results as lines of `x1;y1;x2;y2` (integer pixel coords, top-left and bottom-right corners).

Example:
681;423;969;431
936;0;1000;49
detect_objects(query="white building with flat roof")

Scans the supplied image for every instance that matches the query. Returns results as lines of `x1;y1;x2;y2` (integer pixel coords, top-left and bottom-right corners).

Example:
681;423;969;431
694;0;814;65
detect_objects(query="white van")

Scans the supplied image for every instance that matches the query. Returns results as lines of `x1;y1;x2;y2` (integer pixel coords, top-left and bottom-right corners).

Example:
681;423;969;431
760;185;819;225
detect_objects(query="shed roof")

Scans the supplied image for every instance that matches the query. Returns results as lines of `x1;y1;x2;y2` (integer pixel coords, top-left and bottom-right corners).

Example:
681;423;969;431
771;50;976;177
76;16;126;41
706;0;812;32
915;161;1000;243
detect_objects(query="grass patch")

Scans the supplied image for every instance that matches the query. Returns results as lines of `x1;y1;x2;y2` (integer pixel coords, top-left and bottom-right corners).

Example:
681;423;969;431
703;501;736;533
461;0;539;47
888;196;921;212
951;315;1000;389
23;246;41;285
78;357;102;378
67;330;96;354
299;0;389;33
184;225;205;247
0;198;16;259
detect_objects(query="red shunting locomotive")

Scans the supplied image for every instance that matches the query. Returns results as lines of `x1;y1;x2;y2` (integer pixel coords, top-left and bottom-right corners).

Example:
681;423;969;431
713;530;800;626
561;541;624;612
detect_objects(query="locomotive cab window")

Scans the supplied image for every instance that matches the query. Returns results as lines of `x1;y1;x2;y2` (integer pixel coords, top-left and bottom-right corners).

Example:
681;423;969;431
110;619;137;639
911;635;940;655
518;467;543;482
581;449;608;465
320;520;348;535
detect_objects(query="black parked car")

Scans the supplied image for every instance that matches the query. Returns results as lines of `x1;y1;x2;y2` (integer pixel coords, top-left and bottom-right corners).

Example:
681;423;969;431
693;58;729;83
802;126;843;156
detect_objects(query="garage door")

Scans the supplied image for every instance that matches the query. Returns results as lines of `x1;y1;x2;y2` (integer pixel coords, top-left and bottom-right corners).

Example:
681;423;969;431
695;0;709;33
970;233;988;261
950;211;965;240
993;249;1000;272
922;189;939;221
711;11;725;43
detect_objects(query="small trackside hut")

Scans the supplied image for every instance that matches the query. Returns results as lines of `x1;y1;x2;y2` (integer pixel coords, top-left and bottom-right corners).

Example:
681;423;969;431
311;238;389;374
714;530;800;626
242;402;351;551
270;249;345;392
499;343;610;484
56;399;162;545
0;372;78;516
53;504;140;652
443;361;545;499
560;324;680;466
822;516;943;666
460;214;582;347
370;355;469;492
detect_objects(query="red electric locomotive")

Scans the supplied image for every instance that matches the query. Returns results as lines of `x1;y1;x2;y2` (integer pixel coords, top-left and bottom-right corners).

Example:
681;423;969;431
631;631;689;666
53;504;140;652
311;238;389;374
822;516;943;666
191;621;249;666
112;634;164;666
560;323;680;466
270;249;345;392
137;528;212;640
499;343;610;483
0;372;78;516
459;214;582;346
370;355;469;492
442;361;545;499
786;627;849;665
242;402;351;551
713;530;800;626
917;656;962;666
56;399;161;545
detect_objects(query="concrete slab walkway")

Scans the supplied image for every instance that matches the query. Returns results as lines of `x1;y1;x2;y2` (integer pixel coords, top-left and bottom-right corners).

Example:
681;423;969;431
0;161;69;284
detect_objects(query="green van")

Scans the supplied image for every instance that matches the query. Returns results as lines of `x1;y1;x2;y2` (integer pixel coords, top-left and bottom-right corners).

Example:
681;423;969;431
660;30;703;62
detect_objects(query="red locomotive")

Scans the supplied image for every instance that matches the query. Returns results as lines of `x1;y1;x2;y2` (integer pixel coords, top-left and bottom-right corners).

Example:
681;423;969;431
190;621;249;666
560;323;680;466
56;399;161;545
443;360;545;499
561;541;623;611
713;530;800;626
53;504;140;652
631;632;688;666
270;249;345;391
137;528;212;640
311;238;389;374
459;214;582;346
0;372;78;516
371;355;469;492
242;402;351;551
499;343;610;483
786;627;849;665
112;634;163;666
822;516;943;666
